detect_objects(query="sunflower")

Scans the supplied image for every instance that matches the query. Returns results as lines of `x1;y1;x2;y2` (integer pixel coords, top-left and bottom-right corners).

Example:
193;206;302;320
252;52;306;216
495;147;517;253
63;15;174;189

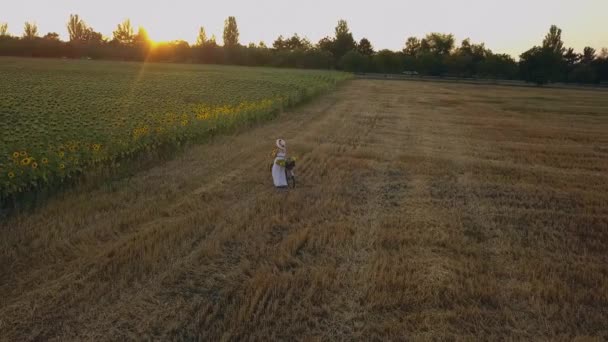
93;144;101;151
8;172;15;179
12;152;19;159
21;158;32;166
58;151;65;158
19;151;27;157
59;163;65;169
42;158;49;164
31;162;38;169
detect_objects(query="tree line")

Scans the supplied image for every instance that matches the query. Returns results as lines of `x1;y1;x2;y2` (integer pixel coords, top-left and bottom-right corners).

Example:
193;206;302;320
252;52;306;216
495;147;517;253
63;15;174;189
0;16;607;84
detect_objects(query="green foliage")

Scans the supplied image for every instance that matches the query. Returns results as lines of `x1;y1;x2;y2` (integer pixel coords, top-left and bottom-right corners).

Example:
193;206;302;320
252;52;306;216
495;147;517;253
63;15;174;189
81;30;103;45
403;37;421;56
0;23;8;37
340;50;369;72
581;47;596;64
542;25;565;55
417;52;445;76
113;19;134;45
519;46;562;84
373;50;403;74
332;19;356;59
357;38;374;56
421;33;455;56
23;22;38;39
273;34;312;51
223;16;239;47
568;64;597;83
564;48;581;68
316;20;356;60
67;14;87;42
519;25;578;85
317;36;333;52
43;32;60;41
478;54;518;79
67;15;104;44
196;27;208;46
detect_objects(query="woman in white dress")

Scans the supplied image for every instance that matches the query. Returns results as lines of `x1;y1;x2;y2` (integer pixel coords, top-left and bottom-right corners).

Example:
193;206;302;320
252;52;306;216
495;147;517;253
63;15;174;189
272;139;288;188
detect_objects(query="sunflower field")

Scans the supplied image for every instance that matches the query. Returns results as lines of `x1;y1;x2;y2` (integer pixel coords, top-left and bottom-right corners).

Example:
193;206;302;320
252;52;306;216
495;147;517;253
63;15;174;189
0;57;350;201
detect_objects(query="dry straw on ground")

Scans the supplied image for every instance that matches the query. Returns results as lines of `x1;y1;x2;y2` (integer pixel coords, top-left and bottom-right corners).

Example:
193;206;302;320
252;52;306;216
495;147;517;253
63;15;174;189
1;80;607;340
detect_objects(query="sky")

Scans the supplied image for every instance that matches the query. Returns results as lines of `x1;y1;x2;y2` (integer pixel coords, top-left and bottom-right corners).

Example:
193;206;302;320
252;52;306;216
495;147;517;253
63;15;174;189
2;0;607;57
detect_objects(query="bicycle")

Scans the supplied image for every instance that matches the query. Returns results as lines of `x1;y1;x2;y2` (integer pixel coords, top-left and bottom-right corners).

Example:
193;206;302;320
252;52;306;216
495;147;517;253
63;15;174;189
285;159;296;188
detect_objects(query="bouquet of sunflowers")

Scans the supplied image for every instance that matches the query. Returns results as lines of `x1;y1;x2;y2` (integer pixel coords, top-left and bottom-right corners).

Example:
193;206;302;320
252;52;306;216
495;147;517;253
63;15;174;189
276;156;297;170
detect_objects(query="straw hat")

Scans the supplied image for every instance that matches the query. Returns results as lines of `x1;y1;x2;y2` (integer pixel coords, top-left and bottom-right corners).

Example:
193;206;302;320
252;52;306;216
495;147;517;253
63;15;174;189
276;139;286;150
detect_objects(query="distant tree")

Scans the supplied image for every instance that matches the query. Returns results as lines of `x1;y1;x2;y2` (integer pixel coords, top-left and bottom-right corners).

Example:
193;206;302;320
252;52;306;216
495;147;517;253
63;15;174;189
196;26;208;46
289;34;312;50
275;34;312;51
593;49;608;83
565;47;598;84
519;46;562;84
23;22;39;39
470;42;490;60
478;53;517;79
416;51;445;76
340;50;369;72
458;38;472;54
357;38;374;56
113;19;135;45
83;29;104;44
133;26;151;45
445;53;472;77
171;40;190;58
43;32;60;41
373;50;403;73
423;33;454;56
223;16;239;47
563;47;581;79
519;25;569;84
317;36;333;52
452;38;492;76
569;64;596;83
563;48;581;67
0;23;8;37
332;19;357;59
67;14;88;42
542;25;565;55
258;41;267;49
419;38;430;53
581;46;596;64
315;20;357;61
209;34;217;46
403;37;421;56
66;15;104;44
273;35;286;50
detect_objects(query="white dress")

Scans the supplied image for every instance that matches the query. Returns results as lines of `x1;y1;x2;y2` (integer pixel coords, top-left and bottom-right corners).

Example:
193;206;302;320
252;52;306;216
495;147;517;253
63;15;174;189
272;151;288;187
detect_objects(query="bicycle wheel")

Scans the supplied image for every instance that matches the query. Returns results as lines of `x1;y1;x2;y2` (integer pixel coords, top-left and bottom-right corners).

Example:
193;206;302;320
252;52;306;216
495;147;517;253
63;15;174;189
289;175;296;188
286;170;296;188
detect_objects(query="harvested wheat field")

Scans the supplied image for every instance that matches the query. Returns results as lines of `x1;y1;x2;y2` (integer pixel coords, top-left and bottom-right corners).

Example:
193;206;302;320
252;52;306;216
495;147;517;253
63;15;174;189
1;79;608;341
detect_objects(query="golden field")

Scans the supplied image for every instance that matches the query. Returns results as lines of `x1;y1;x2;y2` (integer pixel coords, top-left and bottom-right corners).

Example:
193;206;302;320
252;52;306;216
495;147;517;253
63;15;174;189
1;79;607;340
